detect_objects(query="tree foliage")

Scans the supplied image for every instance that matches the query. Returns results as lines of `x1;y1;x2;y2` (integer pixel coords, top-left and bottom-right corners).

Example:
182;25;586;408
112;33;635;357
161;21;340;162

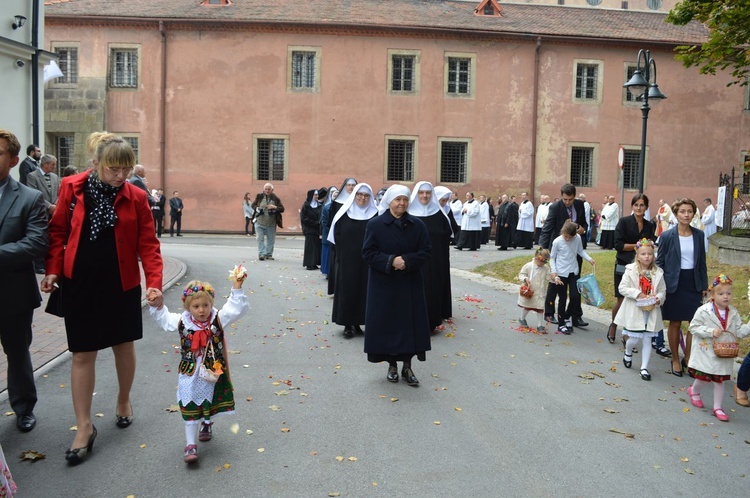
666;0;750;86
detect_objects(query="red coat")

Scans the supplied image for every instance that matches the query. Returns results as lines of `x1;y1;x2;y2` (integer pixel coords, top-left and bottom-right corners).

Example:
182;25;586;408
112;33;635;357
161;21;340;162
46;171;163;291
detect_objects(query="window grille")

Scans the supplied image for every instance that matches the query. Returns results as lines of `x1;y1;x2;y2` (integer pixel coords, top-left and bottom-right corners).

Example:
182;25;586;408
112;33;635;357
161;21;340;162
257;139;285;181
56;135;75;168
622;149;641;190
123;137;139;162
292;51;316;89
110;49;138;88
624;65;638;102
447;58;471;95
387;140;415;182
440;141;467;183
570;147;594;187
575;63;598;100
392;55;414;92
55;47;78;84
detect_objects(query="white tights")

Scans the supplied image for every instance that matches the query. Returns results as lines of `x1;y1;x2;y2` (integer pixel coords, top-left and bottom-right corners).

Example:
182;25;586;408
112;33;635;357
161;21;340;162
691;379;725;410
520;309;544;328
625;336;653;370
185;420;200;446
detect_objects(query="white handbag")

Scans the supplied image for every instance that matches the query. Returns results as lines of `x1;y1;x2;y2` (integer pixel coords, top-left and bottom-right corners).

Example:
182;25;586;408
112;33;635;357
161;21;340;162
198;341;220;384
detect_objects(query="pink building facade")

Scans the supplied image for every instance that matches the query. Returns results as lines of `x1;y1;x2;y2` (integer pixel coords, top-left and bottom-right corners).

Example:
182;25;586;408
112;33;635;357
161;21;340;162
44;0;750;232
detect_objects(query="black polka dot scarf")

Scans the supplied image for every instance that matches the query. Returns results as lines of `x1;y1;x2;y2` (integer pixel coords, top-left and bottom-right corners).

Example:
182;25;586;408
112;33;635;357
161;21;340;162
85;172;121;241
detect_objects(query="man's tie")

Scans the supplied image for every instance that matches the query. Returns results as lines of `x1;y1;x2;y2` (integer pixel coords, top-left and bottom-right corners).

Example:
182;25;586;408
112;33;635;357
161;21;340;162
567;205;573;220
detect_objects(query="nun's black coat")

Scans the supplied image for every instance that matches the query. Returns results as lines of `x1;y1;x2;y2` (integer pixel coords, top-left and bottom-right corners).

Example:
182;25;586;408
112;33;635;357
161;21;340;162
415;211;453;329
300;189;322;268
331;214;372;326
363;210;432;362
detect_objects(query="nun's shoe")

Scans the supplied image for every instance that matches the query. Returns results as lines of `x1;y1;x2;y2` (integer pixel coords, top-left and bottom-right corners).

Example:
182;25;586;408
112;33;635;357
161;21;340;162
402;368;419;386
387;366;399;383
343;326;354;338
354;325;364;335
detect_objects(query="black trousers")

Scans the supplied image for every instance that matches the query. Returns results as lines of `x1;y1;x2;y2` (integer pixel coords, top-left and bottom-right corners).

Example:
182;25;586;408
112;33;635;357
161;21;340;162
544;272;582;322
170;213;182;235
1;310;37;416
153;212;164;237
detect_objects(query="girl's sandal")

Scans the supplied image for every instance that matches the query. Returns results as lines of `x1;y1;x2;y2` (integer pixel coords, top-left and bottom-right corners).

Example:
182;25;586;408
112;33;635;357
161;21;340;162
687;386;704;408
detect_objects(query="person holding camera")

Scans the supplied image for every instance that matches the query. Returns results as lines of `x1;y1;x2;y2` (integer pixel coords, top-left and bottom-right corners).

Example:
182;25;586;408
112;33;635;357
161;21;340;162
252;183;285;261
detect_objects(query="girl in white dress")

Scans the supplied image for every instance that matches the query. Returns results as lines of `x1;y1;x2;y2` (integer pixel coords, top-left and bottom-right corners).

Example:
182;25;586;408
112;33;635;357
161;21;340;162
150;267;249;463
517;248;552;333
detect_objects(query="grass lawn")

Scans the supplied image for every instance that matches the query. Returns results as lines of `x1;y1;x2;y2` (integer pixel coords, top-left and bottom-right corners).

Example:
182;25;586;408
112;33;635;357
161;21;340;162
474;251;750;356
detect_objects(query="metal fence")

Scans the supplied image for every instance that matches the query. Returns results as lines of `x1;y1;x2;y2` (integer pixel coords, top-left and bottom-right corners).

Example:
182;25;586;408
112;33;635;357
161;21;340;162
719;167;750;237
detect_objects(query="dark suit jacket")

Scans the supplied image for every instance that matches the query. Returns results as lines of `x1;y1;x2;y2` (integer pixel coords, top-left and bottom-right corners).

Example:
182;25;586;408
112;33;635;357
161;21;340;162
26;169;60;210
539;199;588;250
128;176;155;206
18;157;38;185
655;226;708;294
0;177;49;311
169;197;184;217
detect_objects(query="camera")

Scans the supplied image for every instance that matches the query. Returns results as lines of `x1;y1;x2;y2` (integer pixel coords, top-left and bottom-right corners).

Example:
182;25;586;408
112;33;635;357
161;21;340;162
256;209;264;216
15;60;25;68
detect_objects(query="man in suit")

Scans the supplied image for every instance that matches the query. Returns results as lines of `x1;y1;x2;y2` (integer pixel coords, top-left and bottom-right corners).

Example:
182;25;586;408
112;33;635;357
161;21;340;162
26;154;60;274
19;144;41;185
0;129;49;433
169;190;184;236
151;188;166;237
128;164;155;206
539;183;589;328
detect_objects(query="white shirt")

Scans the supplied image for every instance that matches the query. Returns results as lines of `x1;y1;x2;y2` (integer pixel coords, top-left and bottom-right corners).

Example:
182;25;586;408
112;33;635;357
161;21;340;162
550;234;592;276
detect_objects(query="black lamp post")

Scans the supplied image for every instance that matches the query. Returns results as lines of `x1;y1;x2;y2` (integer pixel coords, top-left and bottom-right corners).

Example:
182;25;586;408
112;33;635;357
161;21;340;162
623;49;667;194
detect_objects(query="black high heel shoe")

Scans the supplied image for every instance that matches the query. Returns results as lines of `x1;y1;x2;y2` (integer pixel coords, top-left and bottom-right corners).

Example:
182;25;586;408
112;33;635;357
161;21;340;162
115;403;133;428
65;426;97;466
607;323;616;344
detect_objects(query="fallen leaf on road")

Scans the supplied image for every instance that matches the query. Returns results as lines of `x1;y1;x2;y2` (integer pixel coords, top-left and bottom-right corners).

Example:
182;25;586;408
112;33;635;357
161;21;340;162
281;427;291;433
95;413;104;418
257;448;265;452
275;390;290;396
434;421;441;425
69;426;77;431
613;397;629;402
589;371;605;378
390;398;398;402
684;468;695;475
455;407;462;412
223;463;231;469
269;405;281;411
165;405;179;412
19;450;45;462
335;456;344;462
653;465;661;470
569;360;578;365
246;396;253;401
4;412;14;416
579;373;595;380
328;493;341;497
683;407;690;412
603;409;619;414
230;423;239;434
680;457;689;462
348;456;357;461
609;428;635;439
605;382;620;388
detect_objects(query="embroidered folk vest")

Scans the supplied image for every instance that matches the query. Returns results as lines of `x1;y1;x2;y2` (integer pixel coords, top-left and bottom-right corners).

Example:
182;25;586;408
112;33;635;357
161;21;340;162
177;315;225;376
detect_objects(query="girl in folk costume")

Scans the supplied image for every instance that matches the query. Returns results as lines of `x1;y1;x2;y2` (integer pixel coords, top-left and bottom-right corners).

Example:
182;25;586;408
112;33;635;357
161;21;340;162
149;267;249;463
686;275;750;422
517;248;552;333
614;239;666;381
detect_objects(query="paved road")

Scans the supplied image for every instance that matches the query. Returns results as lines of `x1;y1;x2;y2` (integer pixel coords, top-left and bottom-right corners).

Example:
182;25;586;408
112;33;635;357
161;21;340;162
2;236;747;497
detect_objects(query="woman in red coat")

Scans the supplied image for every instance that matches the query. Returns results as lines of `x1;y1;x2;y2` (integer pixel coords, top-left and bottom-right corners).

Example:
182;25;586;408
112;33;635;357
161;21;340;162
41;133;163;465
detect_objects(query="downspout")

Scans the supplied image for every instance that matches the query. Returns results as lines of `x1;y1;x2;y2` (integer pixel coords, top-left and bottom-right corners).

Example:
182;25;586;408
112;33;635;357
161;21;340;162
31;0;40;144
529;36;541;201
159;21;167;191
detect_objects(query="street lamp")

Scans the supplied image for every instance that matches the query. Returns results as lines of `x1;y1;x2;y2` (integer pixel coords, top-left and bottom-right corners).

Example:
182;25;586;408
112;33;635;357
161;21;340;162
623;49;667;194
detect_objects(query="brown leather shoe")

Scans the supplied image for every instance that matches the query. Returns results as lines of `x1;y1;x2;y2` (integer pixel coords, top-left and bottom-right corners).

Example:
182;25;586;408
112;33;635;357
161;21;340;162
735;385;749;407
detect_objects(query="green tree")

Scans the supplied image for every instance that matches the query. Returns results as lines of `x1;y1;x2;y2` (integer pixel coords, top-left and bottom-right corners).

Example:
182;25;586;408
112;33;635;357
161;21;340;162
666;0;750;86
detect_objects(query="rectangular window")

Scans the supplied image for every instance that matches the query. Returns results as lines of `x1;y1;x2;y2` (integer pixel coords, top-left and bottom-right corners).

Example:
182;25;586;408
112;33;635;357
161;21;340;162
575;63;598;100
292;51;316;89
387;139;415;182
622;148;642;190
570;147;594;187
392;55;414;92
55;47;78;84
123;136;140;163
56;135;75;168
447;57;471;95
257;138;286;181
110;48;138;88
439;140;469;183
623;63;638;103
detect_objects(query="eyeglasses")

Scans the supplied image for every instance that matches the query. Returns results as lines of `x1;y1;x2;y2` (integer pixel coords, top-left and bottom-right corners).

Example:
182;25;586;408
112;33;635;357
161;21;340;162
104;166;134;177
355;193;371;198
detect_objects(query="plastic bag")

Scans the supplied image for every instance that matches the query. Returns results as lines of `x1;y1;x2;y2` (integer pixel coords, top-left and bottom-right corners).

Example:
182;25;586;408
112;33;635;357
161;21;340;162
577;272;605;307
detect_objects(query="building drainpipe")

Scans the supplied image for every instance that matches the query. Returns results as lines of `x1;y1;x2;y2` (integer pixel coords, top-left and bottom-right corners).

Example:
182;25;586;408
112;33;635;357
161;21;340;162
31;0;40;144
159;21;167;191
529;36;541;202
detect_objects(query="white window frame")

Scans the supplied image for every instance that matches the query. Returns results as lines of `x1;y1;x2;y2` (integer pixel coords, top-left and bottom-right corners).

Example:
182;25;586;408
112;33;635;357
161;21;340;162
387;49;421;96
384;135;419;182
437;137;472;184
253;134;289;182
50;42;80;87
444;52;477;99
568;142;598;188
109;44;140;90
287;46;321;93
573;59;603;104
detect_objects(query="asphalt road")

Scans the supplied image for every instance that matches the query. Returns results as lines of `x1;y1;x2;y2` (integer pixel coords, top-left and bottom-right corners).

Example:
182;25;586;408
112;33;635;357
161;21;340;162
2;236;748;497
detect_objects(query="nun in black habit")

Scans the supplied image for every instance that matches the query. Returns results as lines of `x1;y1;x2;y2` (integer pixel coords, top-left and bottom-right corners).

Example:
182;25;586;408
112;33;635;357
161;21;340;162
363;185;432;386
408;181;453;332
300;188;326;270
328;183;378;338
326;178;358;295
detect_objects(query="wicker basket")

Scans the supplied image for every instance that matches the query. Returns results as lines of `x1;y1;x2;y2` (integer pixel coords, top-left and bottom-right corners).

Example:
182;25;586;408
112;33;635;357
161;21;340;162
713;331;740;359
636;296;657;312
519;284;534;298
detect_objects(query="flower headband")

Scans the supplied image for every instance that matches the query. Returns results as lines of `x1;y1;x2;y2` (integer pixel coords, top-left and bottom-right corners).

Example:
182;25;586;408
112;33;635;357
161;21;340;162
182;283;215;302
635;238;654;249
708;274;733;291
535;247;550;261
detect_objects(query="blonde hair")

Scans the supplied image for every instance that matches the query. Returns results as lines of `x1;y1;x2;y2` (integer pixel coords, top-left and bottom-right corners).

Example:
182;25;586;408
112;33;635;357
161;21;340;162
87;132;136;176
635;242;656;274
181;280;216;309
